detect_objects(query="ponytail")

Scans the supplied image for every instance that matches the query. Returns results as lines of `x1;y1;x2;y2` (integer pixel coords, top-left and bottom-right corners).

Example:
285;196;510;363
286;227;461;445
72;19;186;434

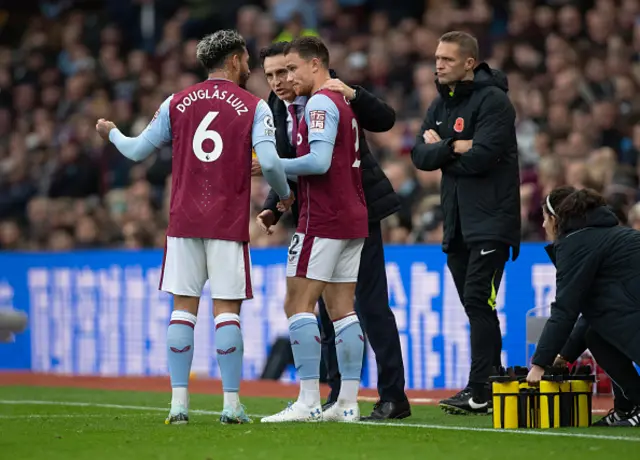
555;188;607;236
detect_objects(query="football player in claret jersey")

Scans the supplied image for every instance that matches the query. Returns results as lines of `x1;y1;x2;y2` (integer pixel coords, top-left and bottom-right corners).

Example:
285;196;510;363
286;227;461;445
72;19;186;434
96;30;293;425
260;37;368;423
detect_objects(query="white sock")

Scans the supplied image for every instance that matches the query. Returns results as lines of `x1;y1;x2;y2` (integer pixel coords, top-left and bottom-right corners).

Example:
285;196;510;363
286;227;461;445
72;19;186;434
298;379;320;407
224;391;240;411
338;380;360;405
171;387;189;410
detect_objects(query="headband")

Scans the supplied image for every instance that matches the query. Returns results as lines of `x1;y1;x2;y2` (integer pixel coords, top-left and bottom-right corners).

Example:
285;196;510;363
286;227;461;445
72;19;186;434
545;195;556;216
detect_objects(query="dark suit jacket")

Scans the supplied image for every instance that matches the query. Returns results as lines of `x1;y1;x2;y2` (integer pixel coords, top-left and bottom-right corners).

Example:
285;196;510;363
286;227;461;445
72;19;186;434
262;74;400;226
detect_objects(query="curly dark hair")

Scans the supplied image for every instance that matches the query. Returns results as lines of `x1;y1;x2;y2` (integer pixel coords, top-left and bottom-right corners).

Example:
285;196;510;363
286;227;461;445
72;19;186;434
554;188;607;236
196;30;246;73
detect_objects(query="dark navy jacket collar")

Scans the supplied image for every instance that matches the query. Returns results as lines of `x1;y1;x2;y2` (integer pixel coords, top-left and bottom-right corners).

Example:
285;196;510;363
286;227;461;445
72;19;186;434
544;243;557;267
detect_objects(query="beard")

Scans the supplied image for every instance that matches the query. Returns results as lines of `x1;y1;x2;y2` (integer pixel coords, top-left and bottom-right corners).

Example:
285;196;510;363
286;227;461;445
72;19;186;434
294;81;313;97
238;70;250;89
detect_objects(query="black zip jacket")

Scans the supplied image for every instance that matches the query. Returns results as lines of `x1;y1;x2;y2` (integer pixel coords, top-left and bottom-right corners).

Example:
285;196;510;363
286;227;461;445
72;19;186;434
262;73;400;226
532;207;640;367
411;63;521;260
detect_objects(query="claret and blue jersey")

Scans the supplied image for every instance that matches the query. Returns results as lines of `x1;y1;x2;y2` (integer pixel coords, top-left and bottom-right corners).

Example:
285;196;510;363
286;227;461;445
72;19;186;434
108;78;290;242
281;89;368;240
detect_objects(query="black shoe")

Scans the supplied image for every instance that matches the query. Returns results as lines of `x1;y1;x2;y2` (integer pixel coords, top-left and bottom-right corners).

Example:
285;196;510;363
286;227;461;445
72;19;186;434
611;407;640;427
360;400;411;421
439;388;492;415
322;401;336;412
592;408;626;426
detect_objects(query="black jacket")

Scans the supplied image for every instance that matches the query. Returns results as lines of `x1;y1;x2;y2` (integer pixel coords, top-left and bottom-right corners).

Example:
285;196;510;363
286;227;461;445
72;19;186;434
411;63;521;260
545;244;590;363
559;316;589;363
532;206;640;367
262;75;400;226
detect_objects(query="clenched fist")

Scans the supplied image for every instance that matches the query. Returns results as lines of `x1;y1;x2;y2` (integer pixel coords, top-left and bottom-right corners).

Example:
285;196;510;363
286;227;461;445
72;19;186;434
277;191;295;213
96;118;116;141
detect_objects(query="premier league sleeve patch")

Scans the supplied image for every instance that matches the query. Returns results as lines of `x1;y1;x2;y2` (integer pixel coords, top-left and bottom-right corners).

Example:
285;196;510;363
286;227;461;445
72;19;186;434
309;110;326;132
263;115;275;136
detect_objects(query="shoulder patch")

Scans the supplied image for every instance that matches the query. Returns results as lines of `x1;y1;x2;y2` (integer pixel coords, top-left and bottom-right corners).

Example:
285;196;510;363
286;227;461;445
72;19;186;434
264;115;275;129
309;110;326;132
263;114;275;136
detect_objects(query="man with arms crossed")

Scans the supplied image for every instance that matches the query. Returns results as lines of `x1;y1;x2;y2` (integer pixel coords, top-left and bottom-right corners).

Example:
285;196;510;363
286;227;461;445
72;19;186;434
96;30;293;425
261;37;368;423
257;42;410;420
411;31;520;415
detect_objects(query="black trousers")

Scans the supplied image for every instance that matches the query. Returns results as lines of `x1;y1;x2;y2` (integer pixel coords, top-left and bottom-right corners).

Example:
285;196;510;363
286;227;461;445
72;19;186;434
586;329;640;408
612;376;634;412
318;220;407;403
446;237;509;398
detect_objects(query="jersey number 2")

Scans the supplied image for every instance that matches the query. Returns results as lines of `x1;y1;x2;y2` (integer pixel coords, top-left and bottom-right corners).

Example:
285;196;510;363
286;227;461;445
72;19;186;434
351;118;361;168
193;111;223;162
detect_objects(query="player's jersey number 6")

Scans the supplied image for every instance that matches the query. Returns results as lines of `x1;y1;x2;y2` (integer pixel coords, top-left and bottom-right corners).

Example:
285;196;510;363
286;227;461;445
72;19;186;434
193;111;223;162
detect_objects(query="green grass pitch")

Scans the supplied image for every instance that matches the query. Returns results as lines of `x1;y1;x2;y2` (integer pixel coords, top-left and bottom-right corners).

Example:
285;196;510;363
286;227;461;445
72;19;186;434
1;386;638;459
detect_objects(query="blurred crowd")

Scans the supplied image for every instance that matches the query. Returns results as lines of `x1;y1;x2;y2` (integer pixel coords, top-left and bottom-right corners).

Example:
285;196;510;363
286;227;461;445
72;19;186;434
1;0;640;252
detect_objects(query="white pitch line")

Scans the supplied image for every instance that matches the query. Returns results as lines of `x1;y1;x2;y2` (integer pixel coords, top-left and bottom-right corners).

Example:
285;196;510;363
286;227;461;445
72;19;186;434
0;414;154;419
0;400;223;416
0;399;637;443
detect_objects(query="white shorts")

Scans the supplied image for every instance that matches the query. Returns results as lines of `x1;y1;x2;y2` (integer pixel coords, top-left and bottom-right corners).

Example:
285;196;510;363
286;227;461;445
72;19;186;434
160;237;253;300
286;232;364;283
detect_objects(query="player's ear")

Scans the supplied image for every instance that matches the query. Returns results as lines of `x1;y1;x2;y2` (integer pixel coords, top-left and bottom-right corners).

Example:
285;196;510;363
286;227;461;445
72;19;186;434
311;57;320;73
227;53;239;72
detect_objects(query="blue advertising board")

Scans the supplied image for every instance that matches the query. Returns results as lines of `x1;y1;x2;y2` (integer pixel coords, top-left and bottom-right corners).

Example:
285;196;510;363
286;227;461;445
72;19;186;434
0;244;558;390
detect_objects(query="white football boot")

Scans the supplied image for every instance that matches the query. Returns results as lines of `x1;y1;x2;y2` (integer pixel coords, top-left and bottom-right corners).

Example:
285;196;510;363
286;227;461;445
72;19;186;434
322;402;360;422
260;401;323;423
